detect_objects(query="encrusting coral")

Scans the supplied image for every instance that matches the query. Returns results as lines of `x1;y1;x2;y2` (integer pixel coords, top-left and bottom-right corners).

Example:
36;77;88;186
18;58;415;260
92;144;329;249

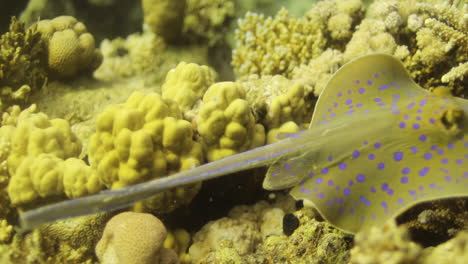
0;17;47;111
238;75;312;143
349;221;423;264
189;194;351;264
88;91;203;213
94;29;166;80
34;16;103;79
96;212;178;264
196;81;265;161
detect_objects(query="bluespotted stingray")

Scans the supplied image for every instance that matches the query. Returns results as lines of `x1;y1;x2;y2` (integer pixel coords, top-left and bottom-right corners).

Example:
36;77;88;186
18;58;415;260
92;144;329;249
19;54;468;234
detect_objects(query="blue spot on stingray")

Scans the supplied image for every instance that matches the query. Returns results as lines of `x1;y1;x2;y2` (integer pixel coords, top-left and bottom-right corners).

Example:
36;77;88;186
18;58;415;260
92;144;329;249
378;84;390;90
394;152;403;161
419;167;429;176
352;150;360;158
356;174;365;182
377;162;385;170
339;163;347;170
344;188;351;196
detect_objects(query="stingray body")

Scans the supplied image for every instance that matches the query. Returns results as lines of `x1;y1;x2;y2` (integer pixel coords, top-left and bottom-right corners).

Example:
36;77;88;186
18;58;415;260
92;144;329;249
19;54;468;234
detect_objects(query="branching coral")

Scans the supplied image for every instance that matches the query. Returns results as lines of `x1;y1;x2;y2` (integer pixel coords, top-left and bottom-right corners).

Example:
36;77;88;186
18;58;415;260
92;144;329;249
0;17;47;111
197;81;265;161
34;16;103;79
343;0;467;94
232;0;364;78
232;8;326;78
239;75;312;143
88;91;204;213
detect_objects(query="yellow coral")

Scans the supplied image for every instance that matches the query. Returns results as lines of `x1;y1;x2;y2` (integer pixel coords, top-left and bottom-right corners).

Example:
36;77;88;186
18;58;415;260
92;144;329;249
0;105;103;206
142;0;186;43
35;16;102;79
161;62;216;114
94;29;165;80
197;82;265;161
232;8;326;78
89;91;203;213
238;75;312;142
96;212;178;264
183;0;235;45
1;105;81;175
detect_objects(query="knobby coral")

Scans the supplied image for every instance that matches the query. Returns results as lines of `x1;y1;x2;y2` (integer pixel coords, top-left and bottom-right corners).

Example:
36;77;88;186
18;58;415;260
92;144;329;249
34;16;103;79
88;91;203;213
196;81;265;161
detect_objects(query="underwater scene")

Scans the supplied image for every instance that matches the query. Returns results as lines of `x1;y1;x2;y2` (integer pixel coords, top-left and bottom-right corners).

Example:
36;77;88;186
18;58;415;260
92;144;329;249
0;0;467;263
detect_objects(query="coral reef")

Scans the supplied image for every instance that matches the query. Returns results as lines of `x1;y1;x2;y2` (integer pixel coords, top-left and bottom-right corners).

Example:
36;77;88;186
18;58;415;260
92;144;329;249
0;105;98;206
343;0;467;95
197;81;265;161
183;0;235;46
142;0;186;43
0;17;47;111
189;194;351;264
350;221;423;264
232;8;326;77
96;212;178;264
94;29;166;80
34;16;102;79
161;62;217;115
0;0;466;263
88;91;203;213
232;0;364;78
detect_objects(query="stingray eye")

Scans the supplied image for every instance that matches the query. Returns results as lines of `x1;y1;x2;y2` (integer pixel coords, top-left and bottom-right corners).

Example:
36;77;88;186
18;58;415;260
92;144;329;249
440;109;464;131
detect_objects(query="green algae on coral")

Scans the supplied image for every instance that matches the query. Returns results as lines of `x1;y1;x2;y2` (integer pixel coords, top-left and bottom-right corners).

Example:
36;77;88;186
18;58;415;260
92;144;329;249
18;54;468;235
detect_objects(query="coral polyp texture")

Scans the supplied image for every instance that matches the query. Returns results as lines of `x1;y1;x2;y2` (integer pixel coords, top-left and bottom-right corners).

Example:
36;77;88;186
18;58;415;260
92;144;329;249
88;91;203;212
232;0;364;78
0;105;102;206
96;212;178;264
0;17;47;111
197;81;265;161
161;62;217;115
232;8;326;78
34;16;103;79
